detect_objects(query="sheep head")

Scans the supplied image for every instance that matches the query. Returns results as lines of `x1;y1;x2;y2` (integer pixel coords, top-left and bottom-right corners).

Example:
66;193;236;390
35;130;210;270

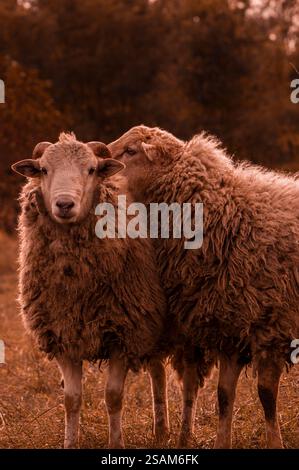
108;125;183;199
11;133;125;224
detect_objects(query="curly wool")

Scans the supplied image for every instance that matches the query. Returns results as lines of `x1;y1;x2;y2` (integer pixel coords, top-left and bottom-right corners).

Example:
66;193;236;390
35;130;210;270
117;126;299;370
17;177;167;371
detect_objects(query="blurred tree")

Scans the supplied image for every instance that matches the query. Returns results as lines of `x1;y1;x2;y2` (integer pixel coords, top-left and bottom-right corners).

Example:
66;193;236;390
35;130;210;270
0;55;70;167
8;0;165;140
1;0;299;231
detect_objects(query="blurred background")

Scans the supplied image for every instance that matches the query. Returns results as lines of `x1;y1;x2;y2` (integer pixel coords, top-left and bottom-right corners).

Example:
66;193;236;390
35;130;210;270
1;0;299;230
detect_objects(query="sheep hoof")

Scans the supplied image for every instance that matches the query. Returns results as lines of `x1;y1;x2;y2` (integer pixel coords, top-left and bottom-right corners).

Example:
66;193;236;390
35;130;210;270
269;443;284;449
177;432;191;448
153;428;170;447
266;436;284;449
64;442;79;449
213;441;232;449
108;441;125;449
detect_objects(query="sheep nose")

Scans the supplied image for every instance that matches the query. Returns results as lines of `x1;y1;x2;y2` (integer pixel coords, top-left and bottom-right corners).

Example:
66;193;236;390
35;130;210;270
56;199;75;212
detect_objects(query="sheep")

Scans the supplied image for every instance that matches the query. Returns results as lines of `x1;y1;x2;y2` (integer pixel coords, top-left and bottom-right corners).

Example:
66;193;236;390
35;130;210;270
11;132;169;449
108;125;299;449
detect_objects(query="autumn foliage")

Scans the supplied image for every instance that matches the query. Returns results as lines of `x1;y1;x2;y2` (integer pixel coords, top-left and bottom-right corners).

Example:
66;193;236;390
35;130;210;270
1;0;299;230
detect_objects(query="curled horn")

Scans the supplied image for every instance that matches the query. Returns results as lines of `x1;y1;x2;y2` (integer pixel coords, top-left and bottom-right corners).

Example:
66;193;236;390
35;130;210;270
33;142;52;159
87;141;111;158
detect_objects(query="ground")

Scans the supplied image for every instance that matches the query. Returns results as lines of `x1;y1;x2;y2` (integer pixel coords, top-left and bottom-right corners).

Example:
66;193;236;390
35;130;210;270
0;232;298;449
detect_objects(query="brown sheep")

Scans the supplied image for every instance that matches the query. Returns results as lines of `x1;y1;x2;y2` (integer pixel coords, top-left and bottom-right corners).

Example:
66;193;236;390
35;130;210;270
108;125;299;449
11;133;169;449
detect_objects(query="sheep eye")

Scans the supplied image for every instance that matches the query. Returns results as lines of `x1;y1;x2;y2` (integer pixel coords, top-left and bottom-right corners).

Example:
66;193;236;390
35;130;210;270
89;167;96;175
125;147;137;156
41;167;47;175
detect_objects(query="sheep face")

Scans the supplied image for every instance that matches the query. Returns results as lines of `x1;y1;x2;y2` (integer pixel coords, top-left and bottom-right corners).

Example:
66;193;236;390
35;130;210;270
108;125;183;198
12;136;125;224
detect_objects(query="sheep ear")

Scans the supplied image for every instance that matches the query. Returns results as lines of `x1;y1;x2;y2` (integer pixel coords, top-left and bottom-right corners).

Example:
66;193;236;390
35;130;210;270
87;141;111;158
11;159;41;178
97;158;125;178
141;142;156;161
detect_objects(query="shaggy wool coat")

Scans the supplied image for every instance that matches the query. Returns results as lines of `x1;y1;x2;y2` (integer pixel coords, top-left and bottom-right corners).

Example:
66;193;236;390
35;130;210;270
17;178;167;370
159;135;299;369
111;127;299;373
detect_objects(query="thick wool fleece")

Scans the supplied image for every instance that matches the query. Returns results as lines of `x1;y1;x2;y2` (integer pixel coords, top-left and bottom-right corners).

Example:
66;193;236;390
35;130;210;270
112;126;299;371
17;178;166;371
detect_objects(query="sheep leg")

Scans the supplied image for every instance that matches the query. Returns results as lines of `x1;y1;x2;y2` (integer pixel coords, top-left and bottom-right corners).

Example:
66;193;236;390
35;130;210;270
148;358;169;444
56;356;82;449
214;353;243;449
177;362;199;448
105;351;128;449
257;356;283;448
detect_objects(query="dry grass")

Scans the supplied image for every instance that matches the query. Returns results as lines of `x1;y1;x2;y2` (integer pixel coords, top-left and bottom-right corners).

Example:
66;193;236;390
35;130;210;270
0;232;298;449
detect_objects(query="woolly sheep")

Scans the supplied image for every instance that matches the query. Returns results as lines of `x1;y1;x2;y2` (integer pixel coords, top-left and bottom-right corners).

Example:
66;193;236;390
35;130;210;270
11;133;169;449
108;125;299;449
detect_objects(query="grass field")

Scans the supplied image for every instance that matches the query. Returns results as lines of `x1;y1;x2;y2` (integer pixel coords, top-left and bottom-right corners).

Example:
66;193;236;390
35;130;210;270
0;232;298;449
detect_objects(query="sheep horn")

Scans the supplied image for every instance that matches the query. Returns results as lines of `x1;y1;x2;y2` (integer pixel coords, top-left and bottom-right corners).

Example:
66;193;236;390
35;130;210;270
33;142;52;159
87;141;111;158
